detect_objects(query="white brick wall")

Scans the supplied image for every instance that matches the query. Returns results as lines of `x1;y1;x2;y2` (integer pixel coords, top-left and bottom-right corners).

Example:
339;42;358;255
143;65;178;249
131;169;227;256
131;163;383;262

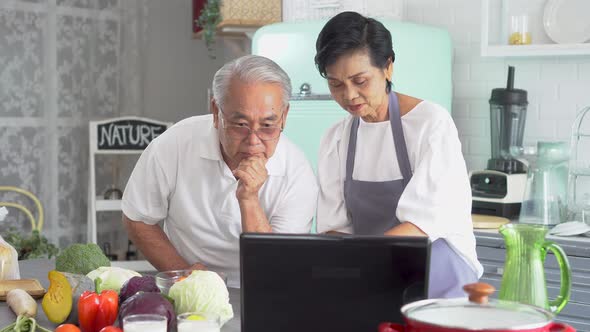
405;1;590;171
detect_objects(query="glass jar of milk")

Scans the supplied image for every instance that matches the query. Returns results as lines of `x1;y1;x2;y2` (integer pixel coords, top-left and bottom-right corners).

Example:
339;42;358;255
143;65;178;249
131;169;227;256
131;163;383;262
177;312;221;332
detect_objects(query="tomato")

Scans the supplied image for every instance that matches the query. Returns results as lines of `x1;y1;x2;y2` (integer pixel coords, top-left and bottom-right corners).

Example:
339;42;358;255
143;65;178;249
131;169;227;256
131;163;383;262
99;327;123;332
55;324;81;332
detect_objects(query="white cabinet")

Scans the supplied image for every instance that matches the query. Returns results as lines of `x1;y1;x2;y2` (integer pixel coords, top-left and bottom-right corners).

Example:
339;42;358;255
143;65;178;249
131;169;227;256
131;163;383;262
481;0;590;57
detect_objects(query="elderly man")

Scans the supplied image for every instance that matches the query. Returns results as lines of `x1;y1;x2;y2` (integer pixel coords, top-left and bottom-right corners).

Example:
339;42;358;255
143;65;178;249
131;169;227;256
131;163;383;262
122;55;318;287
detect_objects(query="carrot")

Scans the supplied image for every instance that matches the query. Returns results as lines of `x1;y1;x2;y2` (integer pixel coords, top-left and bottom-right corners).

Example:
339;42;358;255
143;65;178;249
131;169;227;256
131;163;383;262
6;289;37;318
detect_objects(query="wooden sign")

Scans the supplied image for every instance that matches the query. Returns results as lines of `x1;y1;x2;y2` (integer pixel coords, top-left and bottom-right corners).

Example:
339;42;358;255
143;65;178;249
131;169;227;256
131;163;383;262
96;118;168;150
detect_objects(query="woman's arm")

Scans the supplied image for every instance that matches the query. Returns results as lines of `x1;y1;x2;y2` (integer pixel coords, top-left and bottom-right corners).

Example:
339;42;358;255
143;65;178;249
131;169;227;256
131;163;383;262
395;104;472;241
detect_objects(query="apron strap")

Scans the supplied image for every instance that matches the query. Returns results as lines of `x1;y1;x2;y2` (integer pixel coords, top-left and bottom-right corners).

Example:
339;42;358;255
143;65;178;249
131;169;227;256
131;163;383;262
345;118;360;181
345;92;413;184
388;92;413;186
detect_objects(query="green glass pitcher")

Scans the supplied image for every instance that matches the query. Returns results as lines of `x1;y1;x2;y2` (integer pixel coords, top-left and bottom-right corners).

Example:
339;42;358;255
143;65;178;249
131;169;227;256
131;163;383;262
498;223;572;313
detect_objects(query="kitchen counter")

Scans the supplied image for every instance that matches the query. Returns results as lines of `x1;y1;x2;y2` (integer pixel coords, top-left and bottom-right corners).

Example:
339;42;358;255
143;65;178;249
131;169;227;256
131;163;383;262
475;229;590;258
4;235;589;331
0;259;241;331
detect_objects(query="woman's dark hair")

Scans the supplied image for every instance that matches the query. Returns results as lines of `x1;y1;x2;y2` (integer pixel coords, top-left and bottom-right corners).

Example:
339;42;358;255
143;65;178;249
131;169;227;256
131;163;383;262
315;11;395;92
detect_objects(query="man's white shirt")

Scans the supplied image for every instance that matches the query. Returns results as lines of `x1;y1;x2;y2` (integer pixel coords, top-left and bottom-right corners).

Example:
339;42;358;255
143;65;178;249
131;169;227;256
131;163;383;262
122;115;318;287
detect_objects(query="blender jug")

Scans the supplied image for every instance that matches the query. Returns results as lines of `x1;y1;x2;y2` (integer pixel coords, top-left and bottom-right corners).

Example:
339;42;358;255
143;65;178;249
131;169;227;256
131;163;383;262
471;66;528;219
488;66;528;174
519;141;569;225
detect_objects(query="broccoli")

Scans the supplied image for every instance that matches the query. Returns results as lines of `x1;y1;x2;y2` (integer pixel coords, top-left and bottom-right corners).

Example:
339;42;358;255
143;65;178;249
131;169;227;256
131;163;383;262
55;243;111;275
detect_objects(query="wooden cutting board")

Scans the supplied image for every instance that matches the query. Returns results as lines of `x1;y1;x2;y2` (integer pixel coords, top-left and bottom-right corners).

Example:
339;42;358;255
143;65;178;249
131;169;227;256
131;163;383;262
0;279;46;301
472;214;510;229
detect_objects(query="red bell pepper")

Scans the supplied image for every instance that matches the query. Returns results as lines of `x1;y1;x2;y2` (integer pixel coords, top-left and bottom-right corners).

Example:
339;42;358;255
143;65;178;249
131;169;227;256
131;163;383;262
78;290;119;332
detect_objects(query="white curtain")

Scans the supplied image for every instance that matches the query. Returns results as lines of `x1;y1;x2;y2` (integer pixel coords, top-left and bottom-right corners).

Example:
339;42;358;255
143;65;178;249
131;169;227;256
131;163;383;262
0;0;149;247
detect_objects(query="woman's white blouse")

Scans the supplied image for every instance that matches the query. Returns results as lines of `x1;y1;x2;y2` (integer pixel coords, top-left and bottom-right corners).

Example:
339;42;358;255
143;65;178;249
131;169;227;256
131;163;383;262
316;101;483;276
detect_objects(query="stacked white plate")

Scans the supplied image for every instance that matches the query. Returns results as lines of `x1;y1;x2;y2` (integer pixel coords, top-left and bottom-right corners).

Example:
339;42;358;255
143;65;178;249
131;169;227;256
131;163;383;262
549;221;590;237
543;0;590;44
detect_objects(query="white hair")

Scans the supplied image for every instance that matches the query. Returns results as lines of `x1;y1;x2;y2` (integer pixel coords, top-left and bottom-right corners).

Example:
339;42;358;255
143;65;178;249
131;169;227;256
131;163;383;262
212;55;292;110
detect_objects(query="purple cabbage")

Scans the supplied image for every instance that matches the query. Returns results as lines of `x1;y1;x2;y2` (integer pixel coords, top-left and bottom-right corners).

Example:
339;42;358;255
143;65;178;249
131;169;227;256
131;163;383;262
119;275;160;303
119;292;176;332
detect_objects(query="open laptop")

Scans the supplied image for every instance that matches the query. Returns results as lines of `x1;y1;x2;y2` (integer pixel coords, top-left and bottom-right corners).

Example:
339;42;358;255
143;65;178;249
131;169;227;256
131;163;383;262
240;233;430;332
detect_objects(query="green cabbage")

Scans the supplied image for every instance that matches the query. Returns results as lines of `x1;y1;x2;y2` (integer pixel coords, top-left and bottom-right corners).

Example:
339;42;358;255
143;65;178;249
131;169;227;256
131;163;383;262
168;270;234;324
86;266;141;294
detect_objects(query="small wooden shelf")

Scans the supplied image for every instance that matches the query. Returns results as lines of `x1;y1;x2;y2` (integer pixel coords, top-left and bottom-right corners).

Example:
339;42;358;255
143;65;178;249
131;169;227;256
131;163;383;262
192;23;261;40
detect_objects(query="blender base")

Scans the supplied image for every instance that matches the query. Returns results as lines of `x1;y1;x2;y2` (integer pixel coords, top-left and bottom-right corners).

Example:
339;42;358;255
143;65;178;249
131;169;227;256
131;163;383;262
472;200;521;219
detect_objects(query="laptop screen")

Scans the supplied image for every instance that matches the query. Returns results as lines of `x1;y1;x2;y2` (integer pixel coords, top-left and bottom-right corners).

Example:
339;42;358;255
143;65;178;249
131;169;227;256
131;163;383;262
240;233;430;332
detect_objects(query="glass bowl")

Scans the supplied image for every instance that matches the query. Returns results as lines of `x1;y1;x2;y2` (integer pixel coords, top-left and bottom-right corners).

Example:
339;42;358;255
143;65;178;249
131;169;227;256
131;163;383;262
155;269;193;295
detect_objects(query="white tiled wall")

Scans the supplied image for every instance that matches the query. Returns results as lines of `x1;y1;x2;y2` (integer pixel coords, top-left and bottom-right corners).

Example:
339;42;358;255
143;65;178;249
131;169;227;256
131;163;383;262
405;0;590;171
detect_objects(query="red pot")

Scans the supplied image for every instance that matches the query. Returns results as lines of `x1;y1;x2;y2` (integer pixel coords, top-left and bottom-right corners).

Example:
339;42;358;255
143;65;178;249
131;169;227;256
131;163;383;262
378;283;575;332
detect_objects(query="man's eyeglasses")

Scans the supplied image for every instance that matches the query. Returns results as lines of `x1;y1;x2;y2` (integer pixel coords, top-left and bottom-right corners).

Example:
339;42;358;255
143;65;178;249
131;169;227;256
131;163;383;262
218;108;284;141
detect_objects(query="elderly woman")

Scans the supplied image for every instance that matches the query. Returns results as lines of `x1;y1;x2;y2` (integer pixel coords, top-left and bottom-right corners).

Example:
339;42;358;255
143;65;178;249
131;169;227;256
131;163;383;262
315;11;482;298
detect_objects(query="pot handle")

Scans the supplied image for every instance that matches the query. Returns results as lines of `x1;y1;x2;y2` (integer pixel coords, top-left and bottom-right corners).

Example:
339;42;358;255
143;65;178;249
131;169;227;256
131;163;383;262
546;322;575;332
542;241;572;314
378;322;405;332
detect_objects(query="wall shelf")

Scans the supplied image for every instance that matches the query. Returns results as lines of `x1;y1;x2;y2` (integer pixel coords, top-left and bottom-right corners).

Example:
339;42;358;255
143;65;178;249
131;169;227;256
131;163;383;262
481;0;590;57
192;24;260;56
192;24;260;40
482;43;590;57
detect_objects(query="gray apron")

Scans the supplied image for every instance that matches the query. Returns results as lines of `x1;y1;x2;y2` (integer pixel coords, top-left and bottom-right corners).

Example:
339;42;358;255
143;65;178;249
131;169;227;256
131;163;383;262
343;92;477;298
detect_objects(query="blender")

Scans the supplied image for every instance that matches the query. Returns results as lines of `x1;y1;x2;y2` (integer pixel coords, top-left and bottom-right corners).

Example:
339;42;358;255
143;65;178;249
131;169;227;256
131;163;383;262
471;66;528;218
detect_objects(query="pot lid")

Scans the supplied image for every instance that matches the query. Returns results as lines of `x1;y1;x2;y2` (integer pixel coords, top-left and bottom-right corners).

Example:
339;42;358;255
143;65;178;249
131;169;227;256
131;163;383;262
402;283;554;330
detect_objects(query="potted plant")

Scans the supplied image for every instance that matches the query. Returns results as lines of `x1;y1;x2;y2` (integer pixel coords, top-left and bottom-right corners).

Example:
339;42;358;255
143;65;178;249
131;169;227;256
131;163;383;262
194;0;282;58
195;0;221;58
4;227;59;260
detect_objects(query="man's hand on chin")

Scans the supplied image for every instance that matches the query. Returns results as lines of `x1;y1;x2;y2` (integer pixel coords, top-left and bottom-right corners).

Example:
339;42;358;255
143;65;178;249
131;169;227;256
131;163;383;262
233;155;273;233
233;155;268;202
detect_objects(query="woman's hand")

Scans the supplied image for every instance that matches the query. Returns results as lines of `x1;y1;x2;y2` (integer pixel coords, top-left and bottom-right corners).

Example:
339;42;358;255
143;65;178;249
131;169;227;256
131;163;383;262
384;222;427;236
